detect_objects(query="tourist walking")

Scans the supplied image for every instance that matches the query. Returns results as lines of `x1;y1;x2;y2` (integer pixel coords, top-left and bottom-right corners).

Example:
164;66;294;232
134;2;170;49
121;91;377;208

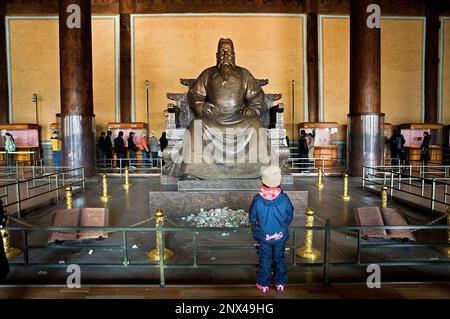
307;133;315;169
387;129;406;166
128;132;138;169
50;131;63;167
148;132;160;168
4;133;16;168
105;131;113;167
420;131;432;166
249;166;294;293
139;132;150;168
97;132;107;168
114;131;127;169
298;130;309;172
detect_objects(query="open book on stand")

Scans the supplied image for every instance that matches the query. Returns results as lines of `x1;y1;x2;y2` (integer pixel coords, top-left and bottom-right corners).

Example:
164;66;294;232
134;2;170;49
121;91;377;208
48;208;109;243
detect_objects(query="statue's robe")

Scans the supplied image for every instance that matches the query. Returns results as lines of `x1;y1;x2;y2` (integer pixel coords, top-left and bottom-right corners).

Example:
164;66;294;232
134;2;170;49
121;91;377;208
182;66;270;179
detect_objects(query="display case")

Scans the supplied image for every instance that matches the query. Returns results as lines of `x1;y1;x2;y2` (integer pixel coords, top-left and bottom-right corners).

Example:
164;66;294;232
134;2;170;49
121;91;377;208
298;122;339;167
0;123;41;164
399;123;443;164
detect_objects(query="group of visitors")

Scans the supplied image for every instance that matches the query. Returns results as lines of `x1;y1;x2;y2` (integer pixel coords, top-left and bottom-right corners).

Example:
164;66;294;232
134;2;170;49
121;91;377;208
386;130;431;166
97;130;168;169
298;130;315;172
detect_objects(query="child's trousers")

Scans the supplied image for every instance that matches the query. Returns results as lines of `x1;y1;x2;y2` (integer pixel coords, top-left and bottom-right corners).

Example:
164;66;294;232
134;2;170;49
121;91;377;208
256;241;287;286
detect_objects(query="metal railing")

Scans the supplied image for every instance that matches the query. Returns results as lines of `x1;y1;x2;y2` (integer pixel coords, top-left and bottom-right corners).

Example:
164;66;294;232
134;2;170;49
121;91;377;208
0;160;44;179
363;165;450;211
6;222;450;287
96;158;163;175
0;150;41;166
0;167;85;218
288;157;345;175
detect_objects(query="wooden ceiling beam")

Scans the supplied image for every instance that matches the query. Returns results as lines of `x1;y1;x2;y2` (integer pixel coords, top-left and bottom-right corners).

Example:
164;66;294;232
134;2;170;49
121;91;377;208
5;0;450;18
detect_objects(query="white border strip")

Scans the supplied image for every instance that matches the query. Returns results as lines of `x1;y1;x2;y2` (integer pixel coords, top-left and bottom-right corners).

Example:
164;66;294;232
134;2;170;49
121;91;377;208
130;13;308;124
439;17;449;124
318;15;426;123
302;15;308;122
5;15;120;123
421;16;426;123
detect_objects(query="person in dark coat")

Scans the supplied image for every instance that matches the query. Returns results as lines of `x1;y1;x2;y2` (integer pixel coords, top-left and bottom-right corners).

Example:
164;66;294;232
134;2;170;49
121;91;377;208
298;130;309;172
159;132;168;166
159;132;168;152
387;129;406;165
97;132;107;168
105;131;114;167
420;131;432;166
127;132;138;169
114;131;127;169
0;200;10;282
249;166;294;293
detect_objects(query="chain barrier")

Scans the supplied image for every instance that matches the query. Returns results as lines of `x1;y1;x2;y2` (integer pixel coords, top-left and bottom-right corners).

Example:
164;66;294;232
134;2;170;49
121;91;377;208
312;210;448;239
8;214;155;235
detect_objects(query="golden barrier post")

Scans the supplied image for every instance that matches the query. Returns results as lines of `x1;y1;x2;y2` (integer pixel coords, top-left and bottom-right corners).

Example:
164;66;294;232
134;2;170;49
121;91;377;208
65;186;73;209
342;173;351;201
442;207;450;257
1;228;22;259
381;186;388;208
123;167;131;190
100;174;110;202
1;208;22;259
147;208;174;261
296;208;321;261
317;167;324;190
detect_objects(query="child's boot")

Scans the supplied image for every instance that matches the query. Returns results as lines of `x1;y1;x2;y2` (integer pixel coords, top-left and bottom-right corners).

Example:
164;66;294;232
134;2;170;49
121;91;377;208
276;284;284;292
256;283;269;293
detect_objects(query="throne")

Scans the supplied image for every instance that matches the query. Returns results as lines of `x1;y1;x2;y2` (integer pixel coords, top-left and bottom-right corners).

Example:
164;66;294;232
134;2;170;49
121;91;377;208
161;78;291;185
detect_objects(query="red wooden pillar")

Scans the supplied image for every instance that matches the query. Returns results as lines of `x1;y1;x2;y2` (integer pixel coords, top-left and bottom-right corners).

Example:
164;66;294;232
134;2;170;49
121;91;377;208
119;0;134;122
59;0;96;176
424;4;440;124
347;0;384;176
306;0;319;122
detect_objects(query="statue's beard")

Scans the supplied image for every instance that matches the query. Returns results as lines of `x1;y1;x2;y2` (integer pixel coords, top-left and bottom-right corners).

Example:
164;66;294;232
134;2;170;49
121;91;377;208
217;60;235;83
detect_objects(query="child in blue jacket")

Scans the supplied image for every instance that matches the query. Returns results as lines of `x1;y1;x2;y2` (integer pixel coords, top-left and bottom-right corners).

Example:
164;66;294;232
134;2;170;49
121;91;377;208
249;166;294;293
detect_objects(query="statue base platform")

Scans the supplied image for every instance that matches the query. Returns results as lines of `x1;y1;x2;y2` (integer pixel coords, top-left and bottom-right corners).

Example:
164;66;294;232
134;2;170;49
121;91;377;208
149;190;308;219
177;174;293;191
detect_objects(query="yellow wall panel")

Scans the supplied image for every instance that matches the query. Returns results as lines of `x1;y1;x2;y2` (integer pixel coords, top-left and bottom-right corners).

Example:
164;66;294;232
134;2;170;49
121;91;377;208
133;16;305;139
9;18;60;140
92;18;117;134
442;18;450;125
322;17;424;126
322;17;349;125
9;17;117;141
381;19;423;124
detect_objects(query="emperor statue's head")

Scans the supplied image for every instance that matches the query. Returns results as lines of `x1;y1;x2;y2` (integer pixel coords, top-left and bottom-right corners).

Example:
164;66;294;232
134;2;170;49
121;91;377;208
216;38;236;82
216;38;236;67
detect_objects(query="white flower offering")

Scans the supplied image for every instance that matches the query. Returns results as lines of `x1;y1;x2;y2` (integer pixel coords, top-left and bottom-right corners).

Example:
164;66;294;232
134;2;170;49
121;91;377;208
183;207;250;228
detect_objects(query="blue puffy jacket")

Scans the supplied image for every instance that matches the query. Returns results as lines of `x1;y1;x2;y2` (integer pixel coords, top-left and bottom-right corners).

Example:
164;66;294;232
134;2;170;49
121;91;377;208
249;192;294;244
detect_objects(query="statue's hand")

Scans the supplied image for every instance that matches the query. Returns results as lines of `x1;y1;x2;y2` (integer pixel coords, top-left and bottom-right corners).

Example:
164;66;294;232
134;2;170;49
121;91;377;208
243;107;260;118
195;104;204;116
203;103;217;117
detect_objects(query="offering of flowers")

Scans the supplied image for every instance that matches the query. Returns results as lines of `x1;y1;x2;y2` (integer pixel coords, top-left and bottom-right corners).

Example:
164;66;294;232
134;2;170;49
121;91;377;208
181;207;250;228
